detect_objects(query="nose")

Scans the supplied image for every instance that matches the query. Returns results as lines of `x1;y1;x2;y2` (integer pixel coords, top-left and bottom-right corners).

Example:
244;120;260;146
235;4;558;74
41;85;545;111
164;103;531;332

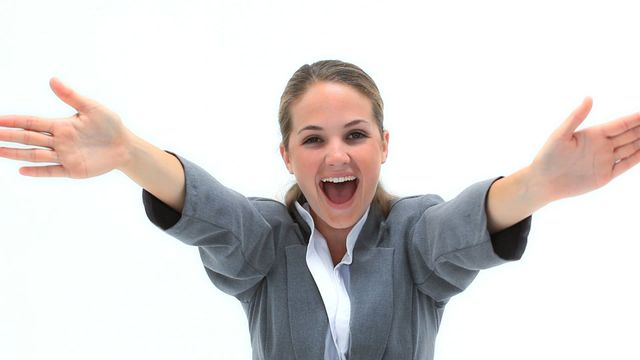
325;140;350;167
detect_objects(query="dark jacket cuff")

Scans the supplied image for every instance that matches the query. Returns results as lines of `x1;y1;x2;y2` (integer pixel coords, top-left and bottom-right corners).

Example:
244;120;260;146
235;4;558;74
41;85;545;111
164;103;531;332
490;215;531;260
142;189;182;230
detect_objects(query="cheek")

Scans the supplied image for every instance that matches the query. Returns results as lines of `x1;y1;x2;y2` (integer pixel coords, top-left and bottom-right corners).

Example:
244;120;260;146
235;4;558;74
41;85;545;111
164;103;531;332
362;167;381;192
291;154;318;182
359;156;383;193
359;148;384;173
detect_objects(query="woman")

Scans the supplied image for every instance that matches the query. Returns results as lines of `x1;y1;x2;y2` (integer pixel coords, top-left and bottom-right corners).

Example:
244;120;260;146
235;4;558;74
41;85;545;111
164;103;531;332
1;60;639;359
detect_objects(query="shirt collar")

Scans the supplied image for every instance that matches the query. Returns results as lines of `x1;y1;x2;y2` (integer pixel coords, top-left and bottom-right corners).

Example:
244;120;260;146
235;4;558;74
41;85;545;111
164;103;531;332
294;202;370;265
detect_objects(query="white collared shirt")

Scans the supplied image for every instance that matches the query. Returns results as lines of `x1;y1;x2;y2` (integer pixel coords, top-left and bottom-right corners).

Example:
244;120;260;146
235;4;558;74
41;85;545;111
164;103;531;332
295;202;370;360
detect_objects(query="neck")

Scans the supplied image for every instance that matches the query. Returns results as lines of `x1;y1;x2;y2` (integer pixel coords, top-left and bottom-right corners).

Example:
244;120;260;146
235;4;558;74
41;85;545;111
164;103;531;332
312;214;352;266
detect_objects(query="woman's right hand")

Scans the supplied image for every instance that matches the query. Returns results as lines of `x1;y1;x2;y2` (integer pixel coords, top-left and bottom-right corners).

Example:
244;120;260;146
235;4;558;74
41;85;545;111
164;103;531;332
0;78;132;178
1;78;186;212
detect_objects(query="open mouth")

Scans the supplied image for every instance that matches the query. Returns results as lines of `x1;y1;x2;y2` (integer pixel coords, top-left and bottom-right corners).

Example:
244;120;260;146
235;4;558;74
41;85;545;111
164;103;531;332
320;176;359;205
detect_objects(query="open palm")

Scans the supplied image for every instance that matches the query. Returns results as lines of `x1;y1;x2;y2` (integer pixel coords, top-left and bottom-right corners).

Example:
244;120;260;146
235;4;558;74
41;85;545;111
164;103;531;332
0;78;131;178
531;97;640;202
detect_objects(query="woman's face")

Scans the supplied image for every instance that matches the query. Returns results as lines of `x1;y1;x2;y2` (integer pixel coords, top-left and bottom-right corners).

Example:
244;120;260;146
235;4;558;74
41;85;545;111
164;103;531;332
280;81;389;232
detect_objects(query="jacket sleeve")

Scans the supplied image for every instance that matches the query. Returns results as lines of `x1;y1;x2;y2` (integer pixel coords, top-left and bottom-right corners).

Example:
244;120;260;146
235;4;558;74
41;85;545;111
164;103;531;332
142;154;277;301
406;177;531;303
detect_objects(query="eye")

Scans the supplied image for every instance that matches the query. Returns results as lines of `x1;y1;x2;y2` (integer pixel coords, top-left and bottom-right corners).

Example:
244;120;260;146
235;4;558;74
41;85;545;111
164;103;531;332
346;131;368;141
302;136;323;145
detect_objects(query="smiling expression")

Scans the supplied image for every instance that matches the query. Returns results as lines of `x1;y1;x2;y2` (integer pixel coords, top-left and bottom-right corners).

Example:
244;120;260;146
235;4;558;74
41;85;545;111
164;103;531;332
280;81;389;235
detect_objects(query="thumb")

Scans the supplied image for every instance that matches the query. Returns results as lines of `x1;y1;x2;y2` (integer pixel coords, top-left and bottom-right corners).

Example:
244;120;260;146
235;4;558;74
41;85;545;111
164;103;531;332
556;96;593;139
49;77;96;113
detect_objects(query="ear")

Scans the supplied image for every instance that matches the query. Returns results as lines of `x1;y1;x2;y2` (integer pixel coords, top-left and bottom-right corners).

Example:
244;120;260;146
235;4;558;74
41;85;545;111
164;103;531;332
381;130;389;164
279;143;294;174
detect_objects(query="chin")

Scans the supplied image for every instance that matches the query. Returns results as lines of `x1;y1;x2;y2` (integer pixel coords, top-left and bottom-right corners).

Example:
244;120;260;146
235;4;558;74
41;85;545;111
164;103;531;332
324;213;361;230
315;198;369;231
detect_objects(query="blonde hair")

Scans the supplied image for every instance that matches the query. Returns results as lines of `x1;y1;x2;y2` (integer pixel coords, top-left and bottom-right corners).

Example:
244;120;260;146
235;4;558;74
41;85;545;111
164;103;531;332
279;60;394;216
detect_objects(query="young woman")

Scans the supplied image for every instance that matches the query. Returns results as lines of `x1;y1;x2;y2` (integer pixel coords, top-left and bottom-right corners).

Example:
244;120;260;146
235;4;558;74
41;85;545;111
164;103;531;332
1;60;639;359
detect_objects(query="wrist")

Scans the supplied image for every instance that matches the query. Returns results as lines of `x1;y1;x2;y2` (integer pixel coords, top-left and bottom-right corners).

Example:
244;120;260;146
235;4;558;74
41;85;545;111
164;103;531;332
515;164;555;211
116;130;144;177
114;132;185;212
486;165;550;233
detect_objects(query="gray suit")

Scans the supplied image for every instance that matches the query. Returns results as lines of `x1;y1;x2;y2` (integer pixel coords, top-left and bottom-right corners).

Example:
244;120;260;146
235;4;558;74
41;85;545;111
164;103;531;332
143;156;530;359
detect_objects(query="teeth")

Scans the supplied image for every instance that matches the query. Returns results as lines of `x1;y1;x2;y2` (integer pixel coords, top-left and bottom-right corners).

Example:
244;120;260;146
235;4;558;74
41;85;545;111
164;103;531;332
321;176;357;183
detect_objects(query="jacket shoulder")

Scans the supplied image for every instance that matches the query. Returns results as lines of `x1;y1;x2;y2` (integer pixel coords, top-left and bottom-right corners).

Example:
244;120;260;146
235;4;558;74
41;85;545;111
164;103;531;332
248;197;295;225
389;194;444;218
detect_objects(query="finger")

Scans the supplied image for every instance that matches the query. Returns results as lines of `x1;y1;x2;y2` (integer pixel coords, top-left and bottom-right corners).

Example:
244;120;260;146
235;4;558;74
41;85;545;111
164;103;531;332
612;149;640;178
556;97;593;139
0;129;54;148
610;123;640;148
614;140;640;161
19;165;69;177
49;77;97;113
602;112;640;138
0;115;54;133
0;147;58;163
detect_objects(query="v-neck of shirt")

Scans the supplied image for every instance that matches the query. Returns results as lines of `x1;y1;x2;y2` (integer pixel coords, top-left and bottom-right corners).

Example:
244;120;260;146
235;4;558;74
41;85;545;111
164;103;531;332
294;202;370;360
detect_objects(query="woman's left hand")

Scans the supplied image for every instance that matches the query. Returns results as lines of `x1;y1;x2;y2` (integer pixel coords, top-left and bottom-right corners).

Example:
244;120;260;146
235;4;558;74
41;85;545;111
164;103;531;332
531;97;640;203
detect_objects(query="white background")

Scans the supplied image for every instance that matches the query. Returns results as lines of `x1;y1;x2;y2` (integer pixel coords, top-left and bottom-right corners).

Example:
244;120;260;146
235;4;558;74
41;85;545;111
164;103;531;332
1;0;639;359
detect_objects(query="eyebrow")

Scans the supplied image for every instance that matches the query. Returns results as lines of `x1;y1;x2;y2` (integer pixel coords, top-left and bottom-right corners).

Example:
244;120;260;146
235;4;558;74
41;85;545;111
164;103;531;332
297;119;369;135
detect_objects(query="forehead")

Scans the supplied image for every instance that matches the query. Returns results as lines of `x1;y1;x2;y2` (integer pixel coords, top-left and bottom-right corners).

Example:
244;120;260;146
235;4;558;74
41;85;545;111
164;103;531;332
289;81;375;130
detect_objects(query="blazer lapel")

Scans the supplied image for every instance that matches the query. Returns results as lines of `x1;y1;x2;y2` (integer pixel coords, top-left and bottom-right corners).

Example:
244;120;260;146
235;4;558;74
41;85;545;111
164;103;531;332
348;205;395;360
286;203;394;360
286;244;327;360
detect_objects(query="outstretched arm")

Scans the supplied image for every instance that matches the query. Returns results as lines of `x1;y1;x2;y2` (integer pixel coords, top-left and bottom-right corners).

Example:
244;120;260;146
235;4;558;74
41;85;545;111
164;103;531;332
486;97;640;233
0;78;186;212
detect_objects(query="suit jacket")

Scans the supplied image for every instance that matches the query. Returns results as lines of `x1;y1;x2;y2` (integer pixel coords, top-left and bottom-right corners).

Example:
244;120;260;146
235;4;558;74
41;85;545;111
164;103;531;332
143;155;531;360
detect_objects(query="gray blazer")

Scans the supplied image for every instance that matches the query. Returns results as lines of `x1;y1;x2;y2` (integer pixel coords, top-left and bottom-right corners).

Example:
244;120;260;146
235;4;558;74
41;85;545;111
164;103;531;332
143;156;530;360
